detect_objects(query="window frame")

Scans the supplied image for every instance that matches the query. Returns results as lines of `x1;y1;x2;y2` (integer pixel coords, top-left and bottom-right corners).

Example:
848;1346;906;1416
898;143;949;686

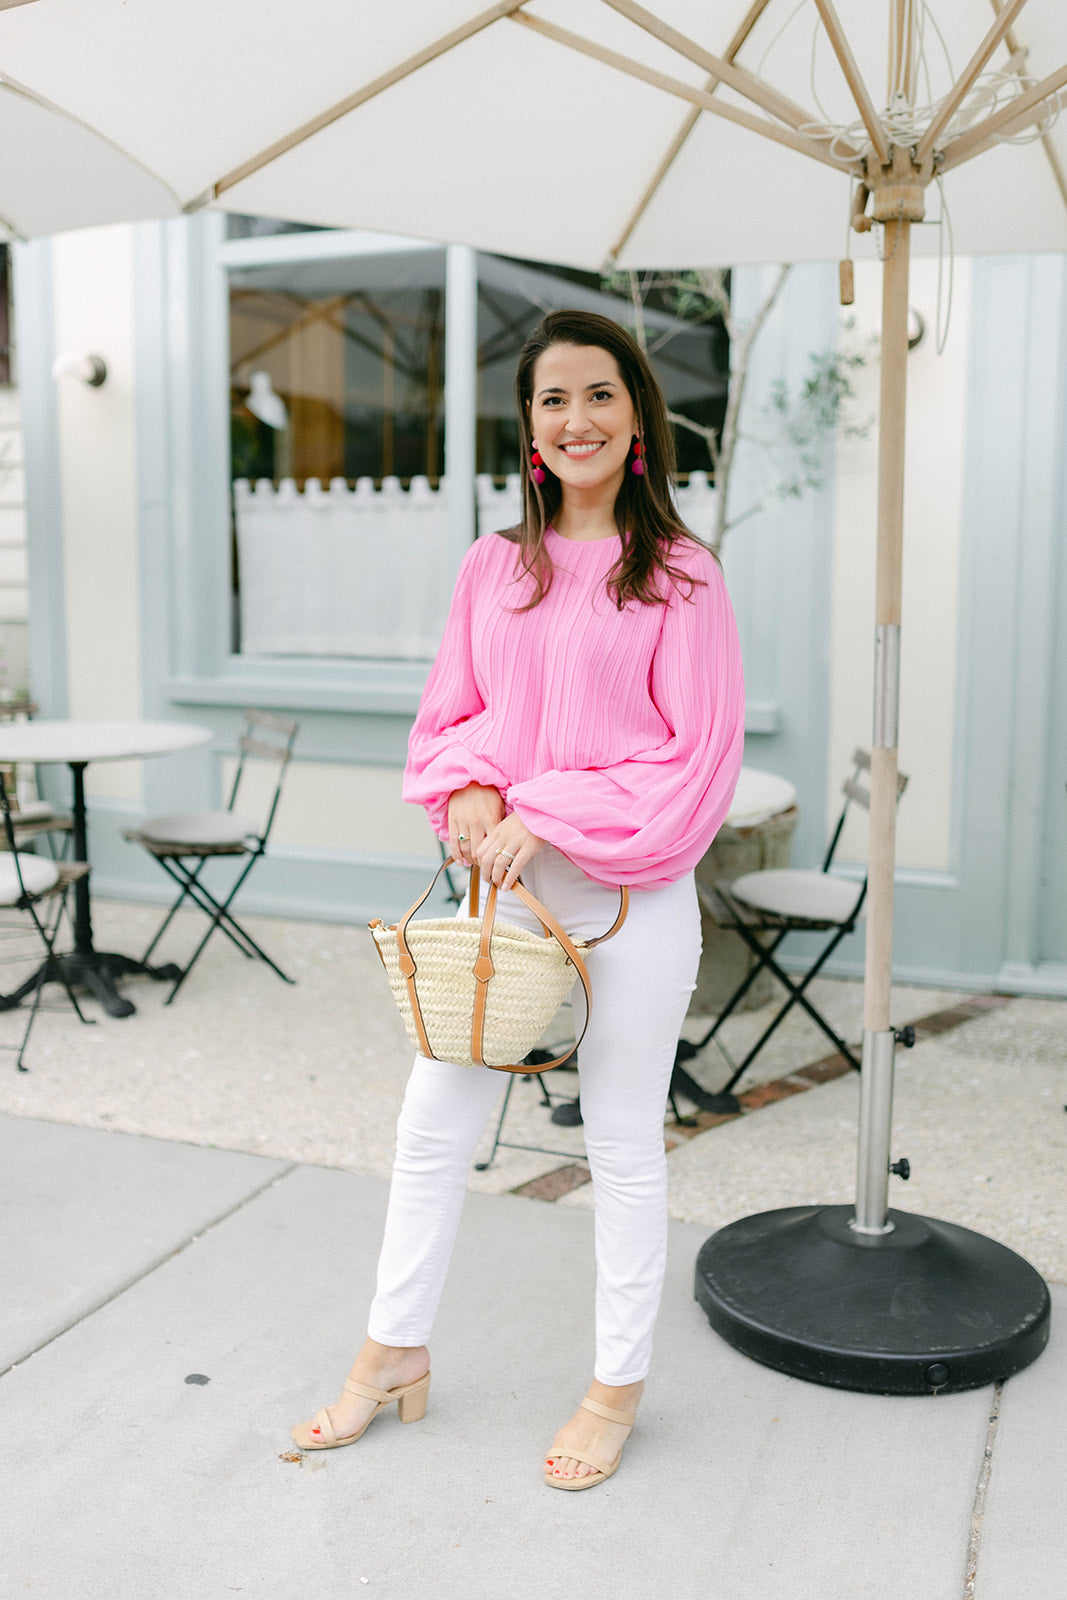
153;213;468;718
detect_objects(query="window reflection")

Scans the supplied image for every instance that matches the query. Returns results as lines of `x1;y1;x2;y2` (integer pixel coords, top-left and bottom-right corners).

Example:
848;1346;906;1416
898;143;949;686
226;233;728;661
230;255;447;485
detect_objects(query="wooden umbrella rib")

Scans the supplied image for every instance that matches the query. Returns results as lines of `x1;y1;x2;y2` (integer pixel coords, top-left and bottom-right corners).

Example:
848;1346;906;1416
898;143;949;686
889;0;918;105
0;70;184;213
983;1;1067;224
938;59;1067;171
607;108;700;266
914;0;1030;162
606;0;776;265
726;0;778;55
513;12;857;174
813;0;890;165
599;0;833;136
601;0;831;137
209;0;528;199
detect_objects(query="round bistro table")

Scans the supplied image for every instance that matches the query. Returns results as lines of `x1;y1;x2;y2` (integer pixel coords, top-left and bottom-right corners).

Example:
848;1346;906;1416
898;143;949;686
0;720;213;1017
724;766;798;830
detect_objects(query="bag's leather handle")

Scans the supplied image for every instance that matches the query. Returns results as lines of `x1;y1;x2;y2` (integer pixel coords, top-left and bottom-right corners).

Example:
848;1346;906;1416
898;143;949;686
380;856;629;1073
387;856;456;1061
470;876;593;1070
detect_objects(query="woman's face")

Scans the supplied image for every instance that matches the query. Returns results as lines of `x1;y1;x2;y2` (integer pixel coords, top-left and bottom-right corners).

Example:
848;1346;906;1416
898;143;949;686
528;343;638;496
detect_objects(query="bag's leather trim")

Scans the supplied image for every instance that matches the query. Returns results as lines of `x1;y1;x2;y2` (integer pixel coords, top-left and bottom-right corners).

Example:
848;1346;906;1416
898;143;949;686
585;885;629;948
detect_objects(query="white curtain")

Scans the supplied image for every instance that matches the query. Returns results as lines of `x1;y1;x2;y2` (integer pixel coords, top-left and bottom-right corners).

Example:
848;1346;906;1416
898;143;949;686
234;472;719;660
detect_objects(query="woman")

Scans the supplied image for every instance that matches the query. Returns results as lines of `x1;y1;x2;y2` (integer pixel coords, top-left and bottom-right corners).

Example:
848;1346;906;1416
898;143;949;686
292;309;745;1488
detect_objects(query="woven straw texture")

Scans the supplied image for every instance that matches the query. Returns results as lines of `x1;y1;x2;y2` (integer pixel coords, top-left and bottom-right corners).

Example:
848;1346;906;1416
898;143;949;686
372;916;582;1068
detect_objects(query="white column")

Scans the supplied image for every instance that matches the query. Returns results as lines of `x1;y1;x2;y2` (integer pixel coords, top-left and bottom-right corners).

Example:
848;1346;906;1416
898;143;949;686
444;244;478;576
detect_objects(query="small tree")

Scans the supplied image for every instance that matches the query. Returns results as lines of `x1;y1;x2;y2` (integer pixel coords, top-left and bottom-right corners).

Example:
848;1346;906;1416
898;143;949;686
607;266;870;555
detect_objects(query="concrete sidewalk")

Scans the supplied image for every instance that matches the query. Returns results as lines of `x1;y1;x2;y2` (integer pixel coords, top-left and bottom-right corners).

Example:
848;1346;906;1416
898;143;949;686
2;1110;1062;1600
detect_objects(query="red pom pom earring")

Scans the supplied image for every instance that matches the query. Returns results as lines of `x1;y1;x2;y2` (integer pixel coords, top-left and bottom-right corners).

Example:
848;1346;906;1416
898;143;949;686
631;436;645;476
530;441;546;486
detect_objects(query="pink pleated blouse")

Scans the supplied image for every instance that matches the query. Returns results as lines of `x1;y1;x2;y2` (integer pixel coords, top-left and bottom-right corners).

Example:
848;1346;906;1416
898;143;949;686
403;528;746;889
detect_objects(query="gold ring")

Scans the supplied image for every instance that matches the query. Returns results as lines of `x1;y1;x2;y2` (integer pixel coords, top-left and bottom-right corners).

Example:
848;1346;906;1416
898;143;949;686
497;849;514;861
457;834;468;842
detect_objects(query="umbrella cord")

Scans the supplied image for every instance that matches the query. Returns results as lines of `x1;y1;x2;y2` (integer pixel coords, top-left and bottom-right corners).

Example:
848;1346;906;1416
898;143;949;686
934;176;955;355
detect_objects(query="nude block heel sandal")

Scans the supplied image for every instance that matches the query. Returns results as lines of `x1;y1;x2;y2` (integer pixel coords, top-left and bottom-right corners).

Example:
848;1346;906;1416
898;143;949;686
543;1396;636;1491
291;1371;430;1451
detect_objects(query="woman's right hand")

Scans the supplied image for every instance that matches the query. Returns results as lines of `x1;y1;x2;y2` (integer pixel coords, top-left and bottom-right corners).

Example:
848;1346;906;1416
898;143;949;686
448;783;506;867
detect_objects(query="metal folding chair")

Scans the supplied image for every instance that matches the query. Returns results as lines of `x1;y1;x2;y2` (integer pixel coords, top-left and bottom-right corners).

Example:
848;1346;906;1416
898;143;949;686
123;710;299;1002
673;750;908;1114
0;774;91;1071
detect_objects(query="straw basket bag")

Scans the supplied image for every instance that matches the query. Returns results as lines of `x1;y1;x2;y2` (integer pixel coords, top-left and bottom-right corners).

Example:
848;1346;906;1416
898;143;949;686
370;857;628;1072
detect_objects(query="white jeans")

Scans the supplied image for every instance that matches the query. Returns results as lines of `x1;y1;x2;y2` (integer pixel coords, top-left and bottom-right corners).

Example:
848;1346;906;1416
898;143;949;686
367;846;701;1386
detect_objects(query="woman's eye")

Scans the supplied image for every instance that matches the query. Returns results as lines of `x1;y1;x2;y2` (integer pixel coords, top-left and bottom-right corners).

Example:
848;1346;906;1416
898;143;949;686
592;389;614;402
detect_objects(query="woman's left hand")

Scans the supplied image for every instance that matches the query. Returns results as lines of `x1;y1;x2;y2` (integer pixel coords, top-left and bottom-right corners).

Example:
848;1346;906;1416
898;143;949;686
476;815;545;891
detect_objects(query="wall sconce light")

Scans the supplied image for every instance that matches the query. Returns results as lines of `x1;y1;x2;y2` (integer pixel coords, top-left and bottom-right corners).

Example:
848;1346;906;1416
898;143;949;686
907;309;925;350
244;370;288;430
52;351;108;386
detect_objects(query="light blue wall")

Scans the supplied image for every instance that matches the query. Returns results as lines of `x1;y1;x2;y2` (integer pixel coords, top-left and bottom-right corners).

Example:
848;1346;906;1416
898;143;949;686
790;255;1067;998
952;256;1067;993
723;264;839;879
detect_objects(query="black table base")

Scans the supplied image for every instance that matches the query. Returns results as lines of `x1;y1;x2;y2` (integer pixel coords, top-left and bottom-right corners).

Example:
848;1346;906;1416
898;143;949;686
60;950;183;1018
0;950;182;1020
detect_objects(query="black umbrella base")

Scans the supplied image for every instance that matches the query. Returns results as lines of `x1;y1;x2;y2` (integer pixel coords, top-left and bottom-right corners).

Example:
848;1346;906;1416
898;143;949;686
695;1205;1051;1395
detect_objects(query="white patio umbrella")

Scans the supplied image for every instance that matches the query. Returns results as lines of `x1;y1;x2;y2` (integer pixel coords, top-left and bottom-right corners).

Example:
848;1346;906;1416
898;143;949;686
3;0;1064;1390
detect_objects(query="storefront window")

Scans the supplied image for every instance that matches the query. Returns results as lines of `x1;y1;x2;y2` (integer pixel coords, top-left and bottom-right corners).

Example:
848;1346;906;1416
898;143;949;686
226;230;727;662
229;248;447;487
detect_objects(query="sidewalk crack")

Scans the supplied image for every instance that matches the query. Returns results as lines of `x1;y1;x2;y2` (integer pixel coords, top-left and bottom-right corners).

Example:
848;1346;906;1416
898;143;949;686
963;1381;1003;1599
1;1161;300;1378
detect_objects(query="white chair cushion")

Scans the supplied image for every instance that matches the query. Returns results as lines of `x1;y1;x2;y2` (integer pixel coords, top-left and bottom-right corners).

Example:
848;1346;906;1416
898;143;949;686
0;853;61;905
136;810;257;848
730;868;864;924
10;800;60;823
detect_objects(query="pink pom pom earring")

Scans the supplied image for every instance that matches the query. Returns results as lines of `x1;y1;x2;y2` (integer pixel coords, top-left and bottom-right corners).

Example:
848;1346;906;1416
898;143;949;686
530;440;546;486
630;436;645;476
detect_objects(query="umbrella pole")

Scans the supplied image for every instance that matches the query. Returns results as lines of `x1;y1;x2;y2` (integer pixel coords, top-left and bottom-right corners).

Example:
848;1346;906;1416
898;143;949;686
853;214;909;1235
692;196;1049;1394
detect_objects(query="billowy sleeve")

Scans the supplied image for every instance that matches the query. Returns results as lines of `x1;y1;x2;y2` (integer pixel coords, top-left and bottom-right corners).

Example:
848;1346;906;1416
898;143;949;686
507;559;745;888
402;544;512;837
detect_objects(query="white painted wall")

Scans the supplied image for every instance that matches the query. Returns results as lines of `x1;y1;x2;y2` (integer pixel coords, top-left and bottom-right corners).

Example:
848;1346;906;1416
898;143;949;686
829;256;970;872
219;756;439;859
52;224;142;801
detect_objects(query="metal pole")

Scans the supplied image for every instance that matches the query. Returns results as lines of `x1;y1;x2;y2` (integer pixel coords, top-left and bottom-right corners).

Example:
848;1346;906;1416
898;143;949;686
853;212;910;1234
66;762;93;954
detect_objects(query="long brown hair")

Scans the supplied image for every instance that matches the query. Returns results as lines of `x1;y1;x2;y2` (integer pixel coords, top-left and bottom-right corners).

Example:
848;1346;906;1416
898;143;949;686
508;309;701;609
